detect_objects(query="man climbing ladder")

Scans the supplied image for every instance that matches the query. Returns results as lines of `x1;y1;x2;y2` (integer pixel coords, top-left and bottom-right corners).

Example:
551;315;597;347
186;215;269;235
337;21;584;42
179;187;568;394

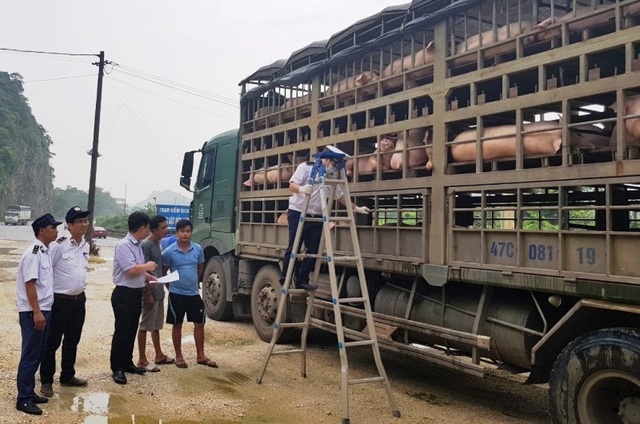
257;145;401;424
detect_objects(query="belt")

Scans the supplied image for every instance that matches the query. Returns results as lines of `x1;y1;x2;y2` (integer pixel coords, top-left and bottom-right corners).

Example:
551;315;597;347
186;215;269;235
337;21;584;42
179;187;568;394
54;292;86;301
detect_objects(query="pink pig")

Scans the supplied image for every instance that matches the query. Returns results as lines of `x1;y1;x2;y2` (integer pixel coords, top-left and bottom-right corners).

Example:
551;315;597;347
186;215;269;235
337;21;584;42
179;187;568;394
450;122;563;163
325;70;379;96
382;41;435;87
610;94;640;146
390;128;429;170
457;22;534;54
243;154;308;187
346;137;396;176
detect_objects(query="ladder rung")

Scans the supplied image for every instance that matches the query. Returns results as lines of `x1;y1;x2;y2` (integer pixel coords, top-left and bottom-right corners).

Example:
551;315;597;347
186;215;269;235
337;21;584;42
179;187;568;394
332;256;360;262
272;349;304;355
322;178;344;184
344;339;375;348
279;322;308;329
337;297;368;304
283;288;313;295
295;253;325;259
348;376;386;385
304;217;324;222
328;216;352;222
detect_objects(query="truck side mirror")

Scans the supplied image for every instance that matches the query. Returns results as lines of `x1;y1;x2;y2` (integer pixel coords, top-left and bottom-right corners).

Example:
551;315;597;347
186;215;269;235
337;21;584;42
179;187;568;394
180;151;195;191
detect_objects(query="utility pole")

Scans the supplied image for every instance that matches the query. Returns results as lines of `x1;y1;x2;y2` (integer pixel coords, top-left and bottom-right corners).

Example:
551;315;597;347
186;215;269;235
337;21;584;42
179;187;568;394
86;51;106;245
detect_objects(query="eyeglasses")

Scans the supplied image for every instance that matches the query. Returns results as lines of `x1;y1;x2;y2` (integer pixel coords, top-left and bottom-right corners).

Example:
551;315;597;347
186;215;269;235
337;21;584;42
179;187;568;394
73;218;89;224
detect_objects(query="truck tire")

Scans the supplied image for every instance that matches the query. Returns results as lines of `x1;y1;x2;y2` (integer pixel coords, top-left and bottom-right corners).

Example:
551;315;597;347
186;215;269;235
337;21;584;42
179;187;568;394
548;328;640;424
251;265;294;343
202;257;233;321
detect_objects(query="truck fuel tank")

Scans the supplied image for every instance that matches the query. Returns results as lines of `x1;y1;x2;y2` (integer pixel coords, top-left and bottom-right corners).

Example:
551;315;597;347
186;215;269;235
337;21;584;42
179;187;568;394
373;283;543;370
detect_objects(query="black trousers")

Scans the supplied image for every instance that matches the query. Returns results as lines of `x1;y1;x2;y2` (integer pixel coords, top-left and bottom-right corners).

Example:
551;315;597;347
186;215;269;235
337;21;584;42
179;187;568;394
40;293;86;384
109;286;143;373
281;209;323;287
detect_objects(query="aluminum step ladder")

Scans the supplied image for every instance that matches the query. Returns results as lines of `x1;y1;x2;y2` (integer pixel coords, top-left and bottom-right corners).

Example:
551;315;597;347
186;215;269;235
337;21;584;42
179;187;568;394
256;150;400;424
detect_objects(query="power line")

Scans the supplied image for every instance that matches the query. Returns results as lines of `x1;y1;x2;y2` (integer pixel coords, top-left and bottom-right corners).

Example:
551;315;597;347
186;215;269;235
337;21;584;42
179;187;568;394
111;63;238;107
108;75;238;123
24;74;96;83
0;47;97;57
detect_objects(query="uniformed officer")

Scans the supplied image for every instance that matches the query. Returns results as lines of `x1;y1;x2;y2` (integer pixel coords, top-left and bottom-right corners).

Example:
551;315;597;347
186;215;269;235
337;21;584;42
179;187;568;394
40;207;91;397
16;213;62;415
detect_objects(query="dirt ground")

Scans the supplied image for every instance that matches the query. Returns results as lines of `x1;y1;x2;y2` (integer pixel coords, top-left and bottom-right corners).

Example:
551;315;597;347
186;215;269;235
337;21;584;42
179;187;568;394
0;238;550;424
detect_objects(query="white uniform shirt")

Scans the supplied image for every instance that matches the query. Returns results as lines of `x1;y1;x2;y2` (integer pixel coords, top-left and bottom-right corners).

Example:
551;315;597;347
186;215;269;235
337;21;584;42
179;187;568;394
288;162;344;216
16;240;54;312
50;236;89;295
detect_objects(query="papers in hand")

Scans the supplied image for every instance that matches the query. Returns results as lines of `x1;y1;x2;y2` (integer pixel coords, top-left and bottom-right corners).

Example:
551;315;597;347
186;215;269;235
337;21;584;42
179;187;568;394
150;270;179;284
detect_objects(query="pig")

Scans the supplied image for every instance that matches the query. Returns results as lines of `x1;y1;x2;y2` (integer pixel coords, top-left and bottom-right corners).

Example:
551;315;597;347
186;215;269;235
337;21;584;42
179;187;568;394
532;4;624;42
325;70;379;97
450;122;563;163
382;41;435;88
609;94;640;146
345;137;396;176
253;106;280;119
277;213;288;225
390;127;429;170
243;154;308;187
457;22;534;54
569;124;612;149
424;131;434;171
281;94;311;110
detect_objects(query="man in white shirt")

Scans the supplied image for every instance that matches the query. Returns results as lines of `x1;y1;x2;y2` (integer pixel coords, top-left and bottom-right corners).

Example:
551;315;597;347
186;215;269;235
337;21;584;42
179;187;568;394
16;213;61;415
280;146;370;290
40;207;91;397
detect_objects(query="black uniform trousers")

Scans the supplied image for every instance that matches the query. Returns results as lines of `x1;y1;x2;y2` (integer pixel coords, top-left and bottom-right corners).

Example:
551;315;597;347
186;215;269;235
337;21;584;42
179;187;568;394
40;293;86;384
109;286;143;373
280;209;323;287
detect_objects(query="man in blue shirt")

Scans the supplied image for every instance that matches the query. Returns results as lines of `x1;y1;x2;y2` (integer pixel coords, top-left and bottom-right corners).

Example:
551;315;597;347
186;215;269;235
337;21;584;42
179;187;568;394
162;219;217;369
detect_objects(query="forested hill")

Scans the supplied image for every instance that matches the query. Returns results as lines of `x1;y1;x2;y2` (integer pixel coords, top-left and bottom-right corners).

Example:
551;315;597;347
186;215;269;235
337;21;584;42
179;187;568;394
0;71;53;216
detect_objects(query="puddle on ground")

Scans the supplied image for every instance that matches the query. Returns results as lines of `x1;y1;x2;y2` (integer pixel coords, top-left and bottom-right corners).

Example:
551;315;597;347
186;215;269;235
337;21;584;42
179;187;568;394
56;391;238;423
0;260;18;268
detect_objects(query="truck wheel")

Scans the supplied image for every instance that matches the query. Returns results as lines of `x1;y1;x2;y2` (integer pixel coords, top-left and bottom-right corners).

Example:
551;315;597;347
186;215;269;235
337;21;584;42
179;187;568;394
251;265;294;343
548;328;640;424
202;257;233;321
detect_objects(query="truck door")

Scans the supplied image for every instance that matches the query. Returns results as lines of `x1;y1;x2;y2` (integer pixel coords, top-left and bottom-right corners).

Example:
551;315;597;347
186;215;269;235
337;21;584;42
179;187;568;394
191;138;237;243
192;147;216;243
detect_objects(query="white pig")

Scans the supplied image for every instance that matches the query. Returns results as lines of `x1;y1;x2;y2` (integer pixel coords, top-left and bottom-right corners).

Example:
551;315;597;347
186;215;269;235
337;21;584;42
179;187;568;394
450;122;563;162
457;22;534;54
243;154;308;187
325;70;379;96
390;127;429;170
610;94;640;146
281;94;311;110
346;137;396;176
382;41;435;87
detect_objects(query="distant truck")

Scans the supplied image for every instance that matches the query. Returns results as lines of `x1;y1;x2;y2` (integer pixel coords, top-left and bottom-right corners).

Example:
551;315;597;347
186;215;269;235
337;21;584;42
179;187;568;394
4;205;31;225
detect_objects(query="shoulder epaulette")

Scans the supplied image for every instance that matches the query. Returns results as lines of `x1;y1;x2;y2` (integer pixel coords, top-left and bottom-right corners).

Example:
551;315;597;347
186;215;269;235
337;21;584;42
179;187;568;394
32;245;39;254
56;236;67;244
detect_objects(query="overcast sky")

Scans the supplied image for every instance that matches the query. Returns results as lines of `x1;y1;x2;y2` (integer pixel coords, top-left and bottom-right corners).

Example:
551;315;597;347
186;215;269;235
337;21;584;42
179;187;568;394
0;0;397;205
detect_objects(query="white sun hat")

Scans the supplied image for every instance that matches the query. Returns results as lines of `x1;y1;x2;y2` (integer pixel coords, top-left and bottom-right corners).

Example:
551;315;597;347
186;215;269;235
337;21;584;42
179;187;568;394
324;145;352;158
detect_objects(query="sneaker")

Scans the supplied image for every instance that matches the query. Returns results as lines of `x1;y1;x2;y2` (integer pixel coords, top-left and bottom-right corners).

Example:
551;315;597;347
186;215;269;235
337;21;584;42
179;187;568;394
40;383;54;397
16;401;42;415
60;376;88;387
297;283;318;291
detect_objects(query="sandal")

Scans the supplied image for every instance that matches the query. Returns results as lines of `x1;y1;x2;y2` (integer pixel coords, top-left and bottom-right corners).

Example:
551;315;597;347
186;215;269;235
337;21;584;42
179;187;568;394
175;361;188;369
197;358;218;368
154;356;175;365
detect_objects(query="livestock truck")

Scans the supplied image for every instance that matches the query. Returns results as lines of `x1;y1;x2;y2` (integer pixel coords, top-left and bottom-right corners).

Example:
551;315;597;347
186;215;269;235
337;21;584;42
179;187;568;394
180;0;640;422
4;205;31;225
